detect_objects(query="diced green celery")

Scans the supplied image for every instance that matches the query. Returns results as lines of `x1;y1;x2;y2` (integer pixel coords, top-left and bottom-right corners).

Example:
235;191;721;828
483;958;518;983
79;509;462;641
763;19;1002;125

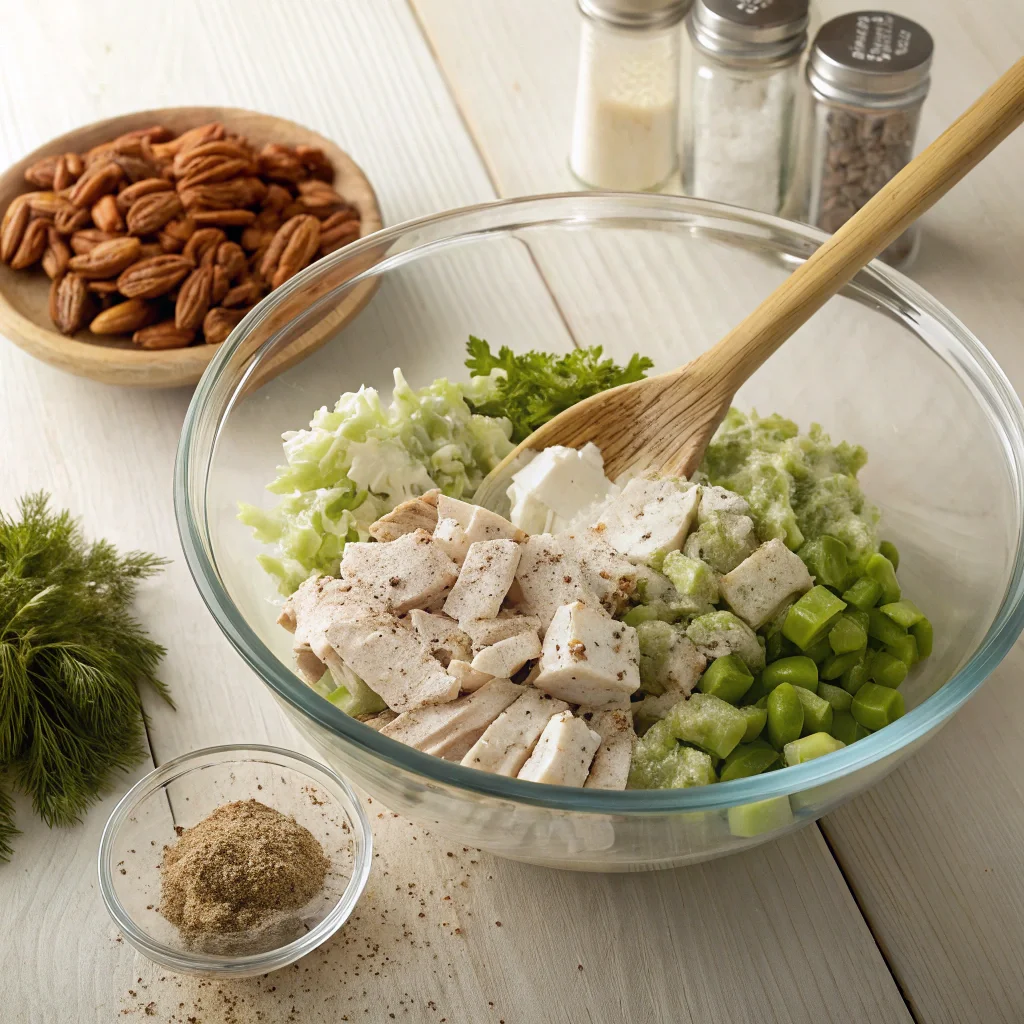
879;599;924;628
783;732;845;766
912;617;934;658
698;653;755;704
851;682;905;730
622;601;682;627
683;511;757;574
867;607;909;648
820;650;863;681
830;709;870;745
840;653;870;695
846;607;871;633
885;633;918;668
869;650;908;688
817;681;853;712
763;656;819;692
767;683;804;750
793;686;833;735
720;740;779;781
628;726;718;789
864;553;901;604
798;535;850;590
728;796;794;838
661;551;720;609
782;586;847;650
805;637;833;665
879;540;900;570
737;703;768;742
765;631;785;662
829;613;868;654
841;576;883;611
664;693;748;759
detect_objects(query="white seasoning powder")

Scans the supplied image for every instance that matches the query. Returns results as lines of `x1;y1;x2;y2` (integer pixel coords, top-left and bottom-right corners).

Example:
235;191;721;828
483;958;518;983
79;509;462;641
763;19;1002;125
570;21;680;192
688;69;791;213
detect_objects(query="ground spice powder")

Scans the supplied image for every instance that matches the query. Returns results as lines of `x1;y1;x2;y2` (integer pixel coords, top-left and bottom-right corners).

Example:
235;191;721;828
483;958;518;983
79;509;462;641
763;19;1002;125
160;799;329;946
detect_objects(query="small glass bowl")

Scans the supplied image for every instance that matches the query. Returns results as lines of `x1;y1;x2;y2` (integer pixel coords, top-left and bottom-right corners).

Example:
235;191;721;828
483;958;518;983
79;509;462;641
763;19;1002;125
98;744;372;978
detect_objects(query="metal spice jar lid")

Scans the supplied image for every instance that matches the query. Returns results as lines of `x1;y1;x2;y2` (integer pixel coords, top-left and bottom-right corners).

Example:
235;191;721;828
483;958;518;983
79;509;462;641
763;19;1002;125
579;0;691;30
808;11;934;107
688;0;809;63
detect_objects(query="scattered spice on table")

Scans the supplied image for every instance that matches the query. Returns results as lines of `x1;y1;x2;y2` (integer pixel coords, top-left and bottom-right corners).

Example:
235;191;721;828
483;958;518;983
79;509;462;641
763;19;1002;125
160;799;329;951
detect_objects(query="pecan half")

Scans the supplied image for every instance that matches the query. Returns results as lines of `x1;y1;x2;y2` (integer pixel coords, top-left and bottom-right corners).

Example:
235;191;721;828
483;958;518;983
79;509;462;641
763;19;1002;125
24;155;59;189
319;209;361;256
116;177;174;215
54;204;92;235
70;229;121;255
211;265;230;304
183;227;226;266
297;179;347;218
133;321;195;349
203;306;247;344
192;208;257;227
10;218;49;270
90;297;156;334
180;176;266;211
27;192;69;220
126;191;184;235
68;161;123;208
260;214;320;289
117;253;195;298
260;184;293;215
221;278;263;308
258;143;306;185
41;226;72;279
0;197;30;264
215;241;247;281
68;236;142;279
295;145;335;183
91;194;125;233
50;272;93;334
175;266;213;330
87;278;122;295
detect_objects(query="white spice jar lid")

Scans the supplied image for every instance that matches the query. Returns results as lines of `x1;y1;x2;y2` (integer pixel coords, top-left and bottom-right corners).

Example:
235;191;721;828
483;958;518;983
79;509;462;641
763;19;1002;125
579;0;690;30
809;11;934;106
688;0;809;62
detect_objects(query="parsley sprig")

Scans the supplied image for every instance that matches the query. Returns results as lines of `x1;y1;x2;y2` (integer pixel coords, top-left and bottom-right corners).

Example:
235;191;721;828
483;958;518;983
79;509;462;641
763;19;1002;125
464;336;654;443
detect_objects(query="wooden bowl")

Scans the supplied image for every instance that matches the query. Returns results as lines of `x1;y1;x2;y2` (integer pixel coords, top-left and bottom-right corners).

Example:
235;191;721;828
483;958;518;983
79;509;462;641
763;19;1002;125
0;106;382;388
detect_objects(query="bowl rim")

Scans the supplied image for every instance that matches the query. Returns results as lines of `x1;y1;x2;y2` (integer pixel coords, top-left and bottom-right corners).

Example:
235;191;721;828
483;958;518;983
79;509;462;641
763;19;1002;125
174;191;1024;814
97;743;373;976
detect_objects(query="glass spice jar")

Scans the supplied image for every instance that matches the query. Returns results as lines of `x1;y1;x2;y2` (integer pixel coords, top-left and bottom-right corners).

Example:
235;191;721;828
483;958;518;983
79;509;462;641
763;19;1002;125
796;11;934;267
570;0;690;192
683;0;810;214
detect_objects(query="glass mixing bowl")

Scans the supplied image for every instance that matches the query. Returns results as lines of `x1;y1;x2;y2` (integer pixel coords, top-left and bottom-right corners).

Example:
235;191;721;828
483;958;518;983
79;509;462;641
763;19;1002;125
175;193;1024;871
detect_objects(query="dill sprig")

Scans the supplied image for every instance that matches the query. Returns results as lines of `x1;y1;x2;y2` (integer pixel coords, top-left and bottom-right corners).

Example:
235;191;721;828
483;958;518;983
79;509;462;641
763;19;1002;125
0;493;171;860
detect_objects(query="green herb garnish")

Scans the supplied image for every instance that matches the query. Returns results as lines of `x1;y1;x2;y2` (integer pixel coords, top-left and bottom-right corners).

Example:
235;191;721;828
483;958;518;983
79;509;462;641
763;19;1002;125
464;336;654;443
0;493;170;861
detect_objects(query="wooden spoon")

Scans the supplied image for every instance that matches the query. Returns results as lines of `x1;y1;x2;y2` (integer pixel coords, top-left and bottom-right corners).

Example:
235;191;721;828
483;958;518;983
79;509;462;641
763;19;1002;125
475;57;1024;511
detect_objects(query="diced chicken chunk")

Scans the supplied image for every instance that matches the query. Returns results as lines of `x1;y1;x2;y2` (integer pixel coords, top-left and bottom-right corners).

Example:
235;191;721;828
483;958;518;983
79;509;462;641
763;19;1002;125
592;475;701;563
517;711;602;786
514;534;600;635
558;528;638;614
533;601;641;706
462;614;543;650
460;688;570;776
470;630;541;678
579;707;635;790
408;609;472;666
380;678;523;761
443;539;522;623
433;517;470;565
448;659;494;692
632;692;682;734
697;485;749;524
719;538;814;630
357;709;398;731
368;490;440;542
325;612;460;712
437;496;526;545
340;529;458;614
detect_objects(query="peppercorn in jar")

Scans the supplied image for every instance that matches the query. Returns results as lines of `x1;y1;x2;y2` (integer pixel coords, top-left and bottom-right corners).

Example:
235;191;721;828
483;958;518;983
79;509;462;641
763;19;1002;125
791;11;934;267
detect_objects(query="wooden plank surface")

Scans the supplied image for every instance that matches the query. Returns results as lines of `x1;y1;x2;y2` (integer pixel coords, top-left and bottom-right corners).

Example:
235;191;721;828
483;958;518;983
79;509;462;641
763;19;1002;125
0;1;1015;1023
411;0;1024;1020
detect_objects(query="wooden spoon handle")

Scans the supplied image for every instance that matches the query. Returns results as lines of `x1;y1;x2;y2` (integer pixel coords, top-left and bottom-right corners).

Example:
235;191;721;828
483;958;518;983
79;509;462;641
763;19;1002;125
695;56;1024;392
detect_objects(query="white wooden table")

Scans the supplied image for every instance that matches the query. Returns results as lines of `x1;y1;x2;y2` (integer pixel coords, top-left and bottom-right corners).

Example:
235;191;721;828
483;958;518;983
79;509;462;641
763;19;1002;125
2;3;1023;1022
